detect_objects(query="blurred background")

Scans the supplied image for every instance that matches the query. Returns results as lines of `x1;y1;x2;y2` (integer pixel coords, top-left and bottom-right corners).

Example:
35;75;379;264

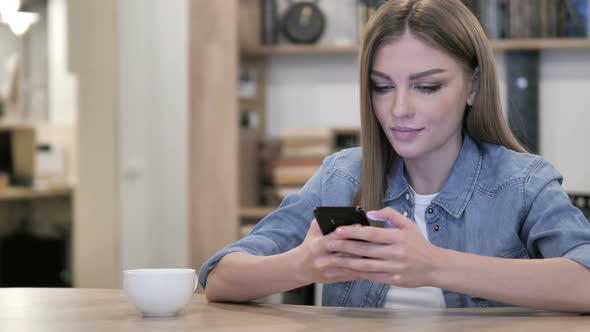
0;0;588;304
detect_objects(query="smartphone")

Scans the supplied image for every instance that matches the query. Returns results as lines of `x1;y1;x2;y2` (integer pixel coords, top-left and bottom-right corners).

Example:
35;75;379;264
313;206;371;236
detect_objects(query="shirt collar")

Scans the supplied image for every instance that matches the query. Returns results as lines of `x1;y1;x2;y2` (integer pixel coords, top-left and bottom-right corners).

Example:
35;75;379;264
383;134;483;218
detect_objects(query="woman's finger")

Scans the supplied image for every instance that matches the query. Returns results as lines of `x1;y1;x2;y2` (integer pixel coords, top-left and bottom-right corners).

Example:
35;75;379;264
332;225;402;244
327;239;403;259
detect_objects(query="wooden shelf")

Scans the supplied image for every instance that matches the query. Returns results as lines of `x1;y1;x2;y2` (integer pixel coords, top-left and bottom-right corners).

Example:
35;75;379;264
239;206;276;219
242;44;358;56
241;39;590;56
0;187;73;201
0;123;35;132
489;38;590;50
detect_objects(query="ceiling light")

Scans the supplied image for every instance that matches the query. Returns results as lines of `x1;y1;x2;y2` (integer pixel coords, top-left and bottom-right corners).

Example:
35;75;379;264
5;11;39;35
0;0;20;21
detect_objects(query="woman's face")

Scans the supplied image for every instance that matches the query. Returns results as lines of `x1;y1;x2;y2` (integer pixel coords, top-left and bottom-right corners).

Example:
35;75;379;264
370;32;475;161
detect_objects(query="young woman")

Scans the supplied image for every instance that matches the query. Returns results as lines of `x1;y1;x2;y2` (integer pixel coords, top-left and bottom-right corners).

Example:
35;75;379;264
199;0;590;312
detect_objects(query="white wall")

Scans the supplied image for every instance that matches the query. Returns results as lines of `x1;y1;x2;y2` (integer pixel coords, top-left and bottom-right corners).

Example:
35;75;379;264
266;0;362;137
48;0;77;125
0;25;19;97
540;50;590;192
117;0;189;271
266;54;360;137
266;51;590;192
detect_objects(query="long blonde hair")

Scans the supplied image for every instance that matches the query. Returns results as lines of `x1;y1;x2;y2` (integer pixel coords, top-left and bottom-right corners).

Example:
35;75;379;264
356;0;526;211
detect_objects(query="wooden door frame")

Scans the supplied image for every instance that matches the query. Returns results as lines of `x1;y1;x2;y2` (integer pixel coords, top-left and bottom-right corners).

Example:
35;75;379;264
188;1;240;272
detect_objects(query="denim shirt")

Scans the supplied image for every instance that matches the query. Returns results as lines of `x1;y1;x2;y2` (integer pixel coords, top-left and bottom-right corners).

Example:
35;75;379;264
199;135;590;308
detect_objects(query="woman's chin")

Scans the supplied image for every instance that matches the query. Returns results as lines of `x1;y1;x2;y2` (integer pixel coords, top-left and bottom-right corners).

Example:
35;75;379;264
391;141;424;159
393;147;423;160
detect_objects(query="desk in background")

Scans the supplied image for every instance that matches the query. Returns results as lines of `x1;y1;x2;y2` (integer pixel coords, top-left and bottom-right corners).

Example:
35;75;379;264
0;186;72;202
0;288;588;332
0;187;73;287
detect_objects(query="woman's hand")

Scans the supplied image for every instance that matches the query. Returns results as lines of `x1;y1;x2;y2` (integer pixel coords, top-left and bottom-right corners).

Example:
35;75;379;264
293;219;363;285
326;207;442;288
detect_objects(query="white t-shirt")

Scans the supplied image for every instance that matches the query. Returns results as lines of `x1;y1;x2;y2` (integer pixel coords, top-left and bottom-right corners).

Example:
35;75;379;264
383;187;447;309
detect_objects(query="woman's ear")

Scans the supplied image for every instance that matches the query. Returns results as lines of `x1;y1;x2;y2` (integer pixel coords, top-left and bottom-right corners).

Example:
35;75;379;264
467;67;480;106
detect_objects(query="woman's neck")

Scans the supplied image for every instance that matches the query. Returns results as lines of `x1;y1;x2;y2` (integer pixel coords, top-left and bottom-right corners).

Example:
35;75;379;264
404;134;463;195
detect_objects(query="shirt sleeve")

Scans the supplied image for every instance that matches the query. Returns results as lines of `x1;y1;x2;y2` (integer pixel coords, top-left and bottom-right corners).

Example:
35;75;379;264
520;159;590;269
197;154;335;289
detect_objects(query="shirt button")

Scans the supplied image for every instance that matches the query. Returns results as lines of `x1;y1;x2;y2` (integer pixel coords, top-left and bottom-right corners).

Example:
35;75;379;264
403;211;408;217
427;207;434;214
434;225;440;231
405;193;410;201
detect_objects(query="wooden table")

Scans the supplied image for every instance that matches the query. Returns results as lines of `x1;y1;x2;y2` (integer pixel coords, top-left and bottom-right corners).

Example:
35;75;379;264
0;288;589;331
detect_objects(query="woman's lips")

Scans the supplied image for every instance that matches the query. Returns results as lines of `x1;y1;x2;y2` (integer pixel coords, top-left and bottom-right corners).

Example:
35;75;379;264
391;127;423;141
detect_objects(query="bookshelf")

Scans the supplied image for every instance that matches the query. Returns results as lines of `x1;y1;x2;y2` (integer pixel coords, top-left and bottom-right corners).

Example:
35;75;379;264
242;38;590;57
241;44;359;56
238;0;590;224
237;0;590;223
233;0;590;307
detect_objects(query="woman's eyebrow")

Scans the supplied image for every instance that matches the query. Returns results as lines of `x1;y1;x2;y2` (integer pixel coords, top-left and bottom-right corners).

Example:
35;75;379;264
370;68;447;81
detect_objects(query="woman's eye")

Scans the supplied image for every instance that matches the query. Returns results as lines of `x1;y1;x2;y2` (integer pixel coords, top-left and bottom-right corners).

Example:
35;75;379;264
416;84;442;95
371;83;394;94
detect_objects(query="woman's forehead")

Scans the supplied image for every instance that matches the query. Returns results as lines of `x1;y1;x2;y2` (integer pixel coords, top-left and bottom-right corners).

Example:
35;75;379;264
372;33;465;76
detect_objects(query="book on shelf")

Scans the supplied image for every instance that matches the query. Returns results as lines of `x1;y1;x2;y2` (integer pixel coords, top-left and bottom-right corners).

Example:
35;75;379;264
476;0;501;39
282;136;332;148
356;0;385;39
271;160;322;186
260;0;279;45
239;68;258;100
271;159;323;168
281;127;361;150
280;128;332;159
260;128;361;206
539;0;559;38
281;144;332;160
333;129;361;150
563;0;589;37
471;0;589;39
281;127;332;141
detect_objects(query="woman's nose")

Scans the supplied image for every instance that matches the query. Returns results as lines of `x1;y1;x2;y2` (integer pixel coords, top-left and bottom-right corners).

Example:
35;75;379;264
391;89;414;119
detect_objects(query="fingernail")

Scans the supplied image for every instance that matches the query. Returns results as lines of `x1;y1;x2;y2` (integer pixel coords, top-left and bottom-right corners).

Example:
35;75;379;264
366;212;388;222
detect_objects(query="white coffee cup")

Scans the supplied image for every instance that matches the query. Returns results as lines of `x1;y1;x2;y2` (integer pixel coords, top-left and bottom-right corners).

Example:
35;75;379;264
123;268;197;317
